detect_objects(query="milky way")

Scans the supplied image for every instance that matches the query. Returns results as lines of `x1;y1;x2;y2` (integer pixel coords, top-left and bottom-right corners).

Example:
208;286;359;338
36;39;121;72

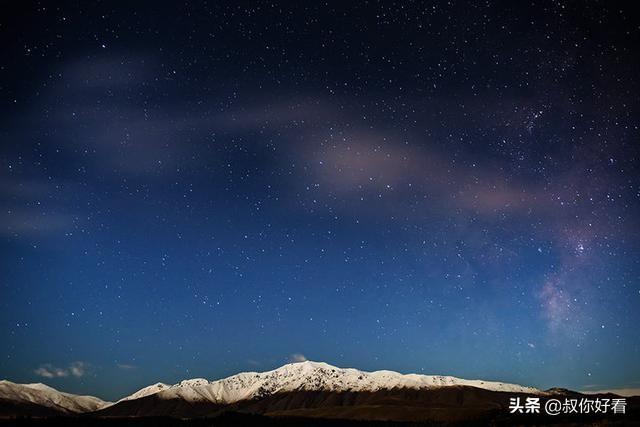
1;1;639;400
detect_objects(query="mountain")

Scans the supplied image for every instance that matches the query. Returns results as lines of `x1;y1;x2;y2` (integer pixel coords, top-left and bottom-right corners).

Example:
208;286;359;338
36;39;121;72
3;362;638;424
119;360;541;403
0;380;110;417
97;360;542;418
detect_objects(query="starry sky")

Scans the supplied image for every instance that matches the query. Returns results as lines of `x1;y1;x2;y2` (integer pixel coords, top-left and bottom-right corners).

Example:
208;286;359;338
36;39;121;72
1;1;639;401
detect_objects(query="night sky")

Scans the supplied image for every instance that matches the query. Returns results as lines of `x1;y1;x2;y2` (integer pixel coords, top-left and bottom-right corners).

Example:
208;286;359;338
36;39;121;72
1;1;639;401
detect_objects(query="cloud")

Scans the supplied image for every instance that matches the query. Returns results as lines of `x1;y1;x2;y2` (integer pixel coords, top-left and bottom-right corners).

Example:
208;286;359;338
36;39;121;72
0;176;79;238
62;56;154;89
69;361;89;377
308;135;422;193
116;363;137;370
0;210;75;238
288;353;307;363
34;361;89;379
227;99;624;346
34;365;69;378
208;98;332;131
5;54;193;178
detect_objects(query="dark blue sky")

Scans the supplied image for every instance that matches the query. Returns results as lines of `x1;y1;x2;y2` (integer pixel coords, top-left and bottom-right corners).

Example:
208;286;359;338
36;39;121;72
1;1;639;401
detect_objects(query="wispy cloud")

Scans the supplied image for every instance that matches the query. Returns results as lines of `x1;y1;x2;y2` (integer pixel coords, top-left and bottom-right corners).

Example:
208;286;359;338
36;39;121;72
69;361;89;377
0;174;79;238
61;56;155;89
116;363;137;370
0;210;75;238
288;353;307;363
34;364;69;378
34;361;89;379
207;97;624;348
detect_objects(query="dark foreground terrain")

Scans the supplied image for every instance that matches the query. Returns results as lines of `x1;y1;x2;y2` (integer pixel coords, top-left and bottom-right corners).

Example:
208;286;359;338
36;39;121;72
2;386;639;426
1;410;639;427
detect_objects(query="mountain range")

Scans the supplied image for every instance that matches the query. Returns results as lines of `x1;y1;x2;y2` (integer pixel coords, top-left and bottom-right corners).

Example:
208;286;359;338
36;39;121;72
1;360;637;425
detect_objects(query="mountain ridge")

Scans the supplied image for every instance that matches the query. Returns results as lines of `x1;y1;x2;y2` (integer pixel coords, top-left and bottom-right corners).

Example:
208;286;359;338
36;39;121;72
1;360;541;417
4;360;636;421
0;379;110;416
119;360;542;405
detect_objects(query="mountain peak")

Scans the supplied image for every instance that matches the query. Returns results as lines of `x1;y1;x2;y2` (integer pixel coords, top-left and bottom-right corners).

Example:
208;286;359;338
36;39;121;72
280;360;337;370
177;378;209;387
24;382;57;392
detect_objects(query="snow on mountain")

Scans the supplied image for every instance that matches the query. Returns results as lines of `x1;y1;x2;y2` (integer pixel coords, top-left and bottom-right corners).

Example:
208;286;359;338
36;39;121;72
117;382;170;402
0;380;111;413
1;360;542;416
123;360;542;404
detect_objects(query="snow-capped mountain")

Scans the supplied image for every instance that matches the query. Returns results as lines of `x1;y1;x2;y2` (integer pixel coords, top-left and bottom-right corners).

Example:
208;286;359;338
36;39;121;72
3;362;634;422
120;360;541;404
0;380;111;414
1;360;541;417
117;382;170;402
